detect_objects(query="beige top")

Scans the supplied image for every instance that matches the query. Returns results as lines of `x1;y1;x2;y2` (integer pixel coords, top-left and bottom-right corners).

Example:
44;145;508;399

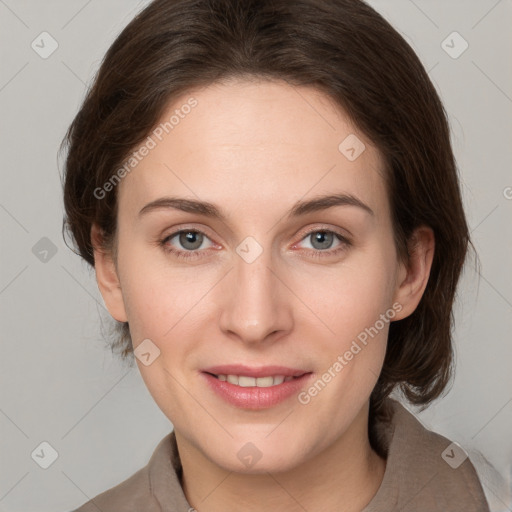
73;398;490;511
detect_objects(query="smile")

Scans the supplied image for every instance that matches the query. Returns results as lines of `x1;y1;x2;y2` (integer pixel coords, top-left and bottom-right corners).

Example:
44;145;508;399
202;370;313;409
208;374;299;387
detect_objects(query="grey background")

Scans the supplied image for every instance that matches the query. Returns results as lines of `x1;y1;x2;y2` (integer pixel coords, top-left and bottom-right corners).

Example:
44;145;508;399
0;1;511;511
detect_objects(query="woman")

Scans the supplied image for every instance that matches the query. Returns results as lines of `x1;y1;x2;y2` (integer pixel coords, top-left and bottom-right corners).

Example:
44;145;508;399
62;0;490;510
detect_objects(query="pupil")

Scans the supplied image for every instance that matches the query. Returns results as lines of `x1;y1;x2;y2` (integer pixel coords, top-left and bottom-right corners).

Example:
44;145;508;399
312;231;333;250
180;231;203;250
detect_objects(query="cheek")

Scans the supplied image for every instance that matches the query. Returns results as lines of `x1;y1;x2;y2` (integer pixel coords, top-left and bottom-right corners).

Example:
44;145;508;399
115;240;173;341
305;250;397;342
296;248;397;406
117;248;218;345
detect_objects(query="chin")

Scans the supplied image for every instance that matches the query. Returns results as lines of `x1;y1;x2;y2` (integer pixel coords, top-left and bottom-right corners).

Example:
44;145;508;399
204;437;308;475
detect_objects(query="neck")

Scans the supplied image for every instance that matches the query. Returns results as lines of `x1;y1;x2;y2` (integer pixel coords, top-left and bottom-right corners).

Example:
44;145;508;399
176;402;386;512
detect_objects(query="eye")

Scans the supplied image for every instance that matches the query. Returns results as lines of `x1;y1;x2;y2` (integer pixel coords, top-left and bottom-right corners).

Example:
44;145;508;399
159;227;351;261
294;229;351;258
160;229;215;260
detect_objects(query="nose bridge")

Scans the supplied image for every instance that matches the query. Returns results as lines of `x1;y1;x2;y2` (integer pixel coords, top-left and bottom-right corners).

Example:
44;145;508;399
219;237;291;343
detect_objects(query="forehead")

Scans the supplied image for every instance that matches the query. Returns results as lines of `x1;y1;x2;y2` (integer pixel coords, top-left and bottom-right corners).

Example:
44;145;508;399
118;79;388;223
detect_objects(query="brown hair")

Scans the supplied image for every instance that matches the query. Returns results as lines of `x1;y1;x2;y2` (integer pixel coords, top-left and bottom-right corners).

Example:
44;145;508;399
60;0;476;452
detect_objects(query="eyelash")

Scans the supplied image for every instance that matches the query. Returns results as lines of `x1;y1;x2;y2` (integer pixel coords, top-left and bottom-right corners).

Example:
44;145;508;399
159;227;352;261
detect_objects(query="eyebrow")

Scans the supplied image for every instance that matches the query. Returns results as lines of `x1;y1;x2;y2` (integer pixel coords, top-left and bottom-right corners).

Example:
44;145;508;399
138;193;374;221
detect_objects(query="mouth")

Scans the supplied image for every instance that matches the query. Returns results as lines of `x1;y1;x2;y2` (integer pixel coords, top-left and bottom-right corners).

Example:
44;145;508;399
204;372;303;387
201;365;313;409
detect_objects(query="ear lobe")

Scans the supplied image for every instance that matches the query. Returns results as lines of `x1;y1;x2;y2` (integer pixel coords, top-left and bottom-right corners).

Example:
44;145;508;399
91;223;128;323
392;226;435;321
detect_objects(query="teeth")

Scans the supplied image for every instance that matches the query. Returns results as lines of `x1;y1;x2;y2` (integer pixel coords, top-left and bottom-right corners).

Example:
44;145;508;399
227;374;238;385
238;376;257;387
215;374;296;387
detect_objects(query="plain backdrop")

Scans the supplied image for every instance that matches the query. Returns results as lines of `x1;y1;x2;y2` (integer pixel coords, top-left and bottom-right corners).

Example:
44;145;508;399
0;1;511;511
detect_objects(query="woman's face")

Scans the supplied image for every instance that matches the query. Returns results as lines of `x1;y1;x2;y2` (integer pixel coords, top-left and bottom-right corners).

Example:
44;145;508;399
97;78;416;473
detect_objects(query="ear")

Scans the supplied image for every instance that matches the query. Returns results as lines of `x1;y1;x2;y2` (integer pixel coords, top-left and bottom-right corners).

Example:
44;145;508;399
91;223;128;322
392;225;435;321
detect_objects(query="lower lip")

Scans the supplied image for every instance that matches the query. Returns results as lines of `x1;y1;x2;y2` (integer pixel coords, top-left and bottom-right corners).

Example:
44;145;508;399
202;372;313;410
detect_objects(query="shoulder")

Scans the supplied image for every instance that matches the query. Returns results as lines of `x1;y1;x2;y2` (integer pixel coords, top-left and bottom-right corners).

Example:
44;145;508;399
72;465;157;512
72;432;177;512
365;398;491;511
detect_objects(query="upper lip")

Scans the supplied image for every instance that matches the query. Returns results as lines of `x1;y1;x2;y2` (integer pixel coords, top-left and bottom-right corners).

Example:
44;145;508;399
202;364;310;378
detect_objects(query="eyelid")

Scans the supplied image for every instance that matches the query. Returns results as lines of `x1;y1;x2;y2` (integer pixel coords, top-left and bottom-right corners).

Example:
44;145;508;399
160;223;217;242
161;223;351;245
159;223;352;260
161;226;218;250
292;224;352;246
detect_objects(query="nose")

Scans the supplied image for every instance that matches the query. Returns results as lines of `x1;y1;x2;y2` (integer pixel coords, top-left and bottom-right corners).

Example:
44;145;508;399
218;243;293;346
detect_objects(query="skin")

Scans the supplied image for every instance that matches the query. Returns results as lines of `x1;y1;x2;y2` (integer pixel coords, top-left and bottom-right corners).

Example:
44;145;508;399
92;78;434;512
